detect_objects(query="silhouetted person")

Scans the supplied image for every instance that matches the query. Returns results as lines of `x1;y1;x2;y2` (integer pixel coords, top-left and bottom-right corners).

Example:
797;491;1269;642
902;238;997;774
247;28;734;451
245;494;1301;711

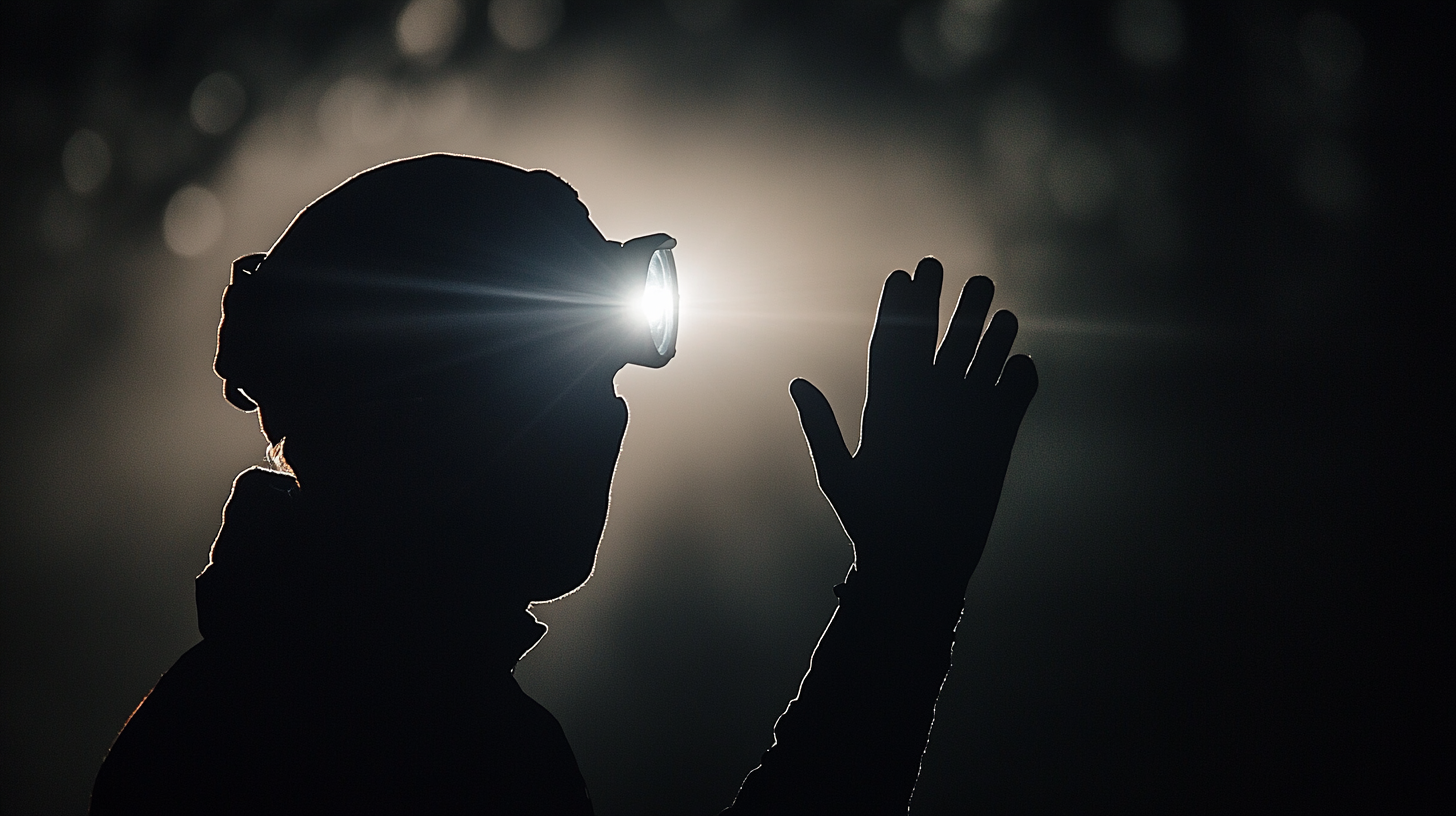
90;154;1036;815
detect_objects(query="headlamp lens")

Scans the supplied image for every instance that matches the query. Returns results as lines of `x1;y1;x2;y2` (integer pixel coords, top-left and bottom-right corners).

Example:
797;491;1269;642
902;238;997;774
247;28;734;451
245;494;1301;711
642;247;678;359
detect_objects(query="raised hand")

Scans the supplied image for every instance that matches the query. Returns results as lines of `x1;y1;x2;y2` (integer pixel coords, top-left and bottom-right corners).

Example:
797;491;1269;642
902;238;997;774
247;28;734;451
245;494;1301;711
791;258;1037;601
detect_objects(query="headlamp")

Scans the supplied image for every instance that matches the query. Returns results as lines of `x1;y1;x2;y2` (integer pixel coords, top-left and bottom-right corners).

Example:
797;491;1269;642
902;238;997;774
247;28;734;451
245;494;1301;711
620;233;679;368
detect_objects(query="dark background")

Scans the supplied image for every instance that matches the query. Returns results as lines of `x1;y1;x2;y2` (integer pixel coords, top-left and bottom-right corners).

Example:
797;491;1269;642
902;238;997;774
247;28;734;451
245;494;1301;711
2;2;1449;813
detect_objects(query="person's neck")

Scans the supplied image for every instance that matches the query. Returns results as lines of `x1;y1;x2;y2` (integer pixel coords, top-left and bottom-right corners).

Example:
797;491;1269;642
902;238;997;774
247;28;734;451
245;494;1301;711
284;466;544;671
290;457;414;512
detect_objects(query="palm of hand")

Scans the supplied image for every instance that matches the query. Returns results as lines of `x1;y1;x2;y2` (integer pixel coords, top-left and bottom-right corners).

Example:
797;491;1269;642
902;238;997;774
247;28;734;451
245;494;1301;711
791;258;1038;600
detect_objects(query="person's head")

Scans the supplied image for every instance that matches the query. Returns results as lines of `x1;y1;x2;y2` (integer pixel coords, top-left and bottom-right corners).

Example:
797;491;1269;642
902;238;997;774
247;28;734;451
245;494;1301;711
213;154;676;603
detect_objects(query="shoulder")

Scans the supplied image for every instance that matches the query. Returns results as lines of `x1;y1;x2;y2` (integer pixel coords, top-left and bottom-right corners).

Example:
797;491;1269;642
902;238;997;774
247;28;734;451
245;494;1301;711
90;642;232;814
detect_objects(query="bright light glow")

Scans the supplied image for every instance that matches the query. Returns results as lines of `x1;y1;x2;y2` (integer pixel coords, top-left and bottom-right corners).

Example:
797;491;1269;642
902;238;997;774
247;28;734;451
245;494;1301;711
640;284;669;325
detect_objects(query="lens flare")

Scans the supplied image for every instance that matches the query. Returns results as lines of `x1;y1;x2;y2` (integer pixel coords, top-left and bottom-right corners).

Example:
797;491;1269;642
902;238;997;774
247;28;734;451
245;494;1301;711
641;248;678;358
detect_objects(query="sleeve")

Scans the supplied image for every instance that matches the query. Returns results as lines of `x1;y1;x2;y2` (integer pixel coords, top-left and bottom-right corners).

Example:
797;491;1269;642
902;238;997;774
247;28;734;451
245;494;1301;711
725;568;965;815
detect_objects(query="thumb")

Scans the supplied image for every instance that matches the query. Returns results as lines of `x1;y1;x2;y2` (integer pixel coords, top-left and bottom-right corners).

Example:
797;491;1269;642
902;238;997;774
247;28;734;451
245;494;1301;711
790;378;851;496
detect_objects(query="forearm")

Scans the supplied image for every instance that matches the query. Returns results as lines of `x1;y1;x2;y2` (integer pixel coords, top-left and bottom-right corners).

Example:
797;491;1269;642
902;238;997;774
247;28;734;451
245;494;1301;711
727;566;966;815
